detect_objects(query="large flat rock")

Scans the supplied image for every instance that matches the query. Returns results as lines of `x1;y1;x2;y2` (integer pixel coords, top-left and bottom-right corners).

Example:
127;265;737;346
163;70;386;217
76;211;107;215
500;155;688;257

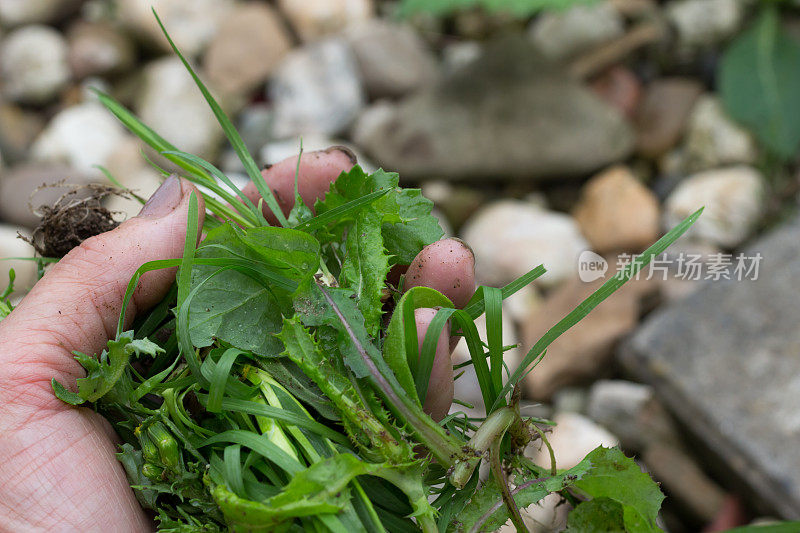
622;216;800;519
352;37;633;183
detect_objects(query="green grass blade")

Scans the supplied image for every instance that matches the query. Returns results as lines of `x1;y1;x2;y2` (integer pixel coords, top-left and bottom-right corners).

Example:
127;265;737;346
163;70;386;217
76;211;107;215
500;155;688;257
117;258;182;338
94;90;211;183
463;265;546;319
294;188;391;232
223;445;246;497
152;10;289;227
207;348;247;412
201;430;303;476
483;286;504;398
195;394;350;446
163;150;265;226
490;207;704;412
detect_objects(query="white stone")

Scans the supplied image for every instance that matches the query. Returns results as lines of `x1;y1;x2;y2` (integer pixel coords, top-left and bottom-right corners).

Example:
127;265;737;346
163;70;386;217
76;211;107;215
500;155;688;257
503;284;542;326
667;0;744;49
135;57;223;159
529;412;619;470
529;2;624;60
0;25;69;104
278;0;372;42
115;0;235;57
0;0;66;26
685;96;757;171
269;39;365;138
31;102;127;171
0;224;36;294
664;166;765;248
461;200;589;288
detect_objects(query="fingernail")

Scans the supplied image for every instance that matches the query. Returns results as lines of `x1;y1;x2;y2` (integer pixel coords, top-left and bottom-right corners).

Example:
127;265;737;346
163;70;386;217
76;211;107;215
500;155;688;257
137;175;183;218
324;145;358;165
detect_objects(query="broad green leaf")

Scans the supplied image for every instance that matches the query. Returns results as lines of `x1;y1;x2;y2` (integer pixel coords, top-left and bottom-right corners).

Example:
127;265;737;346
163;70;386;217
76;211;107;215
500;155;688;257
340;209;390;337
572;447;665;533
566;498;626;532
720;6;800;159
187;224;320;357
452;454;594;532
383;286;454;401
188;266;283;357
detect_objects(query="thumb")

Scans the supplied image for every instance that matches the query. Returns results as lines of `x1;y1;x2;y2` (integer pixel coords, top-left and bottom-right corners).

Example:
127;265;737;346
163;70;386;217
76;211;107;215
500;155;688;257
0;175;204;394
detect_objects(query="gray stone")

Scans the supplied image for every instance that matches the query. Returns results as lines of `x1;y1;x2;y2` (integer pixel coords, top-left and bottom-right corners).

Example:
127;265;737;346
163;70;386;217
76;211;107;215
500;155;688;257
269;38;365;138
353;37;633;182
67;20;136;79
0;25;70;104
346;20;437;98
202;3;291;98
528;2;625;60
115;0;234;57
0;103;44;164
621;216;800;518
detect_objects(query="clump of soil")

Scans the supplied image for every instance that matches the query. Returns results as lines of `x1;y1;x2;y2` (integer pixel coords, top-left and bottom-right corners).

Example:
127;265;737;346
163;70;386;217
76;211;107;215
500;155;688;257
20;183;131;258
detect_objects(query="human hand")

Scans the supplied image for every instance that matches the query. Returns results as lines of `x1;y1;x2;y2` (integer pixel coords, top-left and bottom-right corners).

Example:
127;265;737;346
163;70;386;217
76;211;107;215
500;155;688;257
0;148;472;530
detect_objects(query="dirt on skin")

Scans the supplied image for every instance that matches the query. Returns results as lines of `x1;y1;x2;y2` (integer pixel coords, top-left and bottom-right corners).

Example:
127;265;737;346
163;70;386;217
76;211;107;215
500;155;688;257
20;183;132;258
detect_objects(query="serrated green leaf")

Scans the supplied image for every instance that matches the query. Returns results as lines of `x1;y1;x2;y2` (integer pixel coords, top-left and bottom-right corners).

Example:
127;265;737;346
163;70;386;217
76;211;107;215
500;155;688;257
572;447;664;533
212;452;398;531
720;5;800;159
71;331;164;403
453;455;594;532
566;497;626;532
51;378;85;405
340;209;390;337
314;166;443;265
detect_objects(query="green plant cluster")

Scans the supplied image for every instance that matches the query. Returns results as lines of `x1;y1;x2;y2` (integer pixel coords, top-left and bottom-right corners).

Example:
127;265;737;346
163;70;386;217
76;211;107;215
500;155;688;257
0;11;717;533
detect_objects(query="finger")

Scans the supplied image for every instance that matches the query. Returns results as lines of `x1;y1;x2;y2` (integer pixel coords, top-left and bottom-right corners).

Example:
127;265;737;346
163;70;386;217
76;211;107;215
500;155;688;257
404;239;476;419
242;146;356;224
415;308;453;422
404;238;476;308
0;175;204;393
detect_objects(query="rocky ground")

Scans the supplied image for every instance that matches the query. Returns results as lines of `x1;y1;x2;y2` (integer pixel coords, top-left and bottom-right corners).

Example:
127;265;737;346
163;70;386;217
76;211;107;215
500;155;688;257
0;0;797;531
